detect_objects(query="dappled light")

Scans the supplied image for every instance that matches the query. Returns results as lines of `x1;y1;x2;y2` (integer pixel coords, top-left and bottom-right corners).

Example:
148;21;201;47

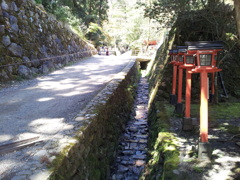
0;55;132;144
0;159;22;176
0;135;13;144
37;97;55;102
0;54;135;179
0;0;240;179
29;118;67;135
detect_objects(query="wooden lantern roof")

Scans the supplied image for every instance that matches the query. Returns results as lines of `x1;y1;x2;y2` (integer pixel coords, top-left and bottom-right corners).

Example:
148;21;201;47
185;41;224;51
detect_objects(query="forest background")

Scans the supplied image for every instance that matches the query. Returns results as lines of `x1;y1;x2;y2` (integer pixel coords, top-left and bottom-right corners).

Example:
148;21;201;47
35;0;240;99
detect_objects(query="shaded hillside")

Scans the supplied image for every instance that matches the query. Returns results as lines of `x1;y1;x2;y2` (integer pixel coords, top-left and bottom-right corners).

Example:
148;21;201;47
148;2;240;102
143;2;240;179
173;3;240;100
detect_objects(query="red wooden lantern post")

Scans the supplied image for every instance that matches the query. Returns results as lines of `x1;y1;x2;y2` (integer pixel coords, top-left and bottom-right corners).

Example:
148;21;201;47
186;41;224;160
169;49;178;105
185;70;192;118
179;54;196;130
175;47;186;114
209;51;219;103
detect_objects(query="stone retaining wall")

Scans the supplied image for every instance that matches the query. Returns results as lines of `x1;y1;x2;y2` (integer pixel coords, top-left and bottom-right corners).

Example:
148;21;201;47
49;59;139;180
0;0;96;81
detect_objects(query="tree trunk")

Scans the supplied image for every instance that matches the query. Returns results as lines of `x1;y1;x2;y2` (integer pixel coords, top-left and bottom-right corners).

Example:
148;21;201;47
234;0;240;38
98;0;103;25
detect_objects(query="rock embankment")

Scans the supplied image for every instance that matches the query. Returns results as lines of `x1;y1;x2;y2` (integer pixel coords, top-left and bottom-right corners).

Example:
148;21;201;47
0;0;96;81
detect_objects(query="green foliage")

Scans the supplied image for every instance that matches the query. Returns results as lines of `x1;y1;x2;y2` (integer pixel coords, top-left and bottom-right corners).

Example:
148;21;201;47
143;0;240;99
53;5;72;23
12;75;24;82
35;0;109;44
193;166;204;173
36;0;108;27
191;103;240;120
35;0;42;4
139;0;206;27
103;0;163;52
218;124;240;134
141;103;179;179
85;23;107;47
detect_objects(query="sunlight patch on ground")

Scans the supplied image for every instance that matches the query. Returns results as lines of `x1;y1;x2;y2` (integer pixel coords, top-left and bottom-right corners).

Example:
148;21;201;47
29;118;66;135
38;81;77;90
209;169;234;180
0;135;13;143
215;156;240;163
18;133;41;141
37;97;55;102
0;159;20;176
57;90;92;97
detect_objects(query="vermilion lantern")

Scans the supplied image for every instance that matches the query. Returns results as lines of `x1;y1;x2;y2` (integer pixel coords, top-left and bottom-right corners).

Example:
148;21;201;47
169;49;178;105
178;52;197;129
185;55;195;65
176;46;187;65
174;47;187;114
185;41;224;160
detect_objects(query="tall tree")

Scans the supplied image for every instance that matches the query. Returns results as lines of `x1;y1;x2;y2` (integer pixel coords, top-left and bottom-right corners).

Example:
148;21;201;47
36;0;109;27
104;0;161;50
140;0;207;27
234;0;240;37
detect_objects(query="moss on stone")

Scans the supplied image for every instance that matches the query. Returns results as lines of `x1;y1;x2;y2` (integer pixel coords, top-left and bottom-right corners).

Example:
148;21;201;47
48;62;140;180
140;27;181;179
141;102;179;180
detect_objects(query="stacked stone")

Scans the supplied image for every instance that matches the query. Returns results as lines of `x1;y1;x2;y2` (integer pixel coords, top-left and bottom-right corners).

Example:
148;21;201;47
0;0;96;81
110;77;149;180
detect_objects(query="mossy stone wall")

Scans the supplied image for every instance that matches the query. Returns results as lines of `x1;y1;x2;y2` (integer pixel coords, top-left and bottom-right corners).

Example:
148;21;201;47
141;29;177;179
0;0;96;81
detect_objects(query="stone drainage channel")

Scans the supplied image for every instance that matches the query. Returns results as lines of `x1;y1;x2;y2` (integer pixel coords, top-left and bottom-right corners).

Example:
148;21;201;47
110;75;149;180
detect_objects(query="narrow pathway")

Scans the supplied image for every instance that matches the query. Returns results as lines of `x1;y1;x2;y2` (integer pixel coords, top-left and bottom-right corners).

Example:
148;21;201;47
0;55;134;179
110;76;149;179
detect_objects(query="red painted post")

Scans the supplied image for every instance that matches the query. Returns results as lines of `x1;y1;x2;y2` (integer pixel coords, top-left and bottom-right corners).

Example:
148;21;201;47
172;65;177;95
209;73;215;103
200;70;209;142
185;70;192;118
177;68;183;103
211;73;215;95
184;41;225;160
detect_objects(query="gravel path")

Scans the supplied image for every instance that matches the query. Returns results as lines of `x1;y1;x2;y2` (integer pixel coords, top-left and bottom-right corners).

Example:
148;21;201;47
0;54;134;179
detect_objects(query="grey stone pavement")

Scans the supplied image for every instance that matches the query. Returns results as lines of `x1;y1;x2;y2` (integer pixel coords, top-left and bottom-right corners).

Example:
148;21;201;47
0;53;135;179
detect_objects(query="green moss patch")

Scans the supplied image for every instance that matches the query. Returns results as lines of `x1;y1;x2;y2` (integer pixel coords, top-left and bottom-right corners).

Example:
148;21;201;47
141;103;180;180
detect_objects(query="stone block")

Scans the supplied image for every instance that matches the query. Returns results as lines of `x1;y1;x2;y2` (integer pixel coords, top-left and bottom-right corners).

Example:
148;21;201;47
18;65;31;77
175;103;183;114
198;142;212;161
182;117;193;131
8;43;22;57
0;25;5;34
10;2;19;11
170;94;177;105
1;0;9;11
2;35;11;46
